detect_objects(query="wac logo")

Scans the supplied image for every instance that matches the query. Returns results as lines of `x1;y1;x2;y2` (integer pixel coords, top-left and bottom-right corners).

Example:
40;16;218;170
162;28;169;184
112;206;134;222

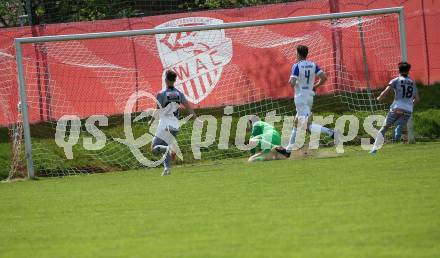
155;17;233;104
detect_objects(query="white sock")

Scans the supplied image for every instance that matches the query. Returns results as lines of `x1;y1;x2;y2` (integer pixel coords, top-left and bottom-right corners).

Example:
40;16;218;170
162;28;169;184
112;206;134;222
309;123;333;137
372;128;386;151
286;128;297;153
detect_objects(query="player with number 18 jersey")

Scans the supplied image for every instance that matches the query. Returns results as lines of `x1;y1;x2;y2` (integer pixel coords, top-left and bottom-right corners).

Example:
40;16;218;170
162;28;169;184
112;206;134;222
370;62;419;153
388;75;417;113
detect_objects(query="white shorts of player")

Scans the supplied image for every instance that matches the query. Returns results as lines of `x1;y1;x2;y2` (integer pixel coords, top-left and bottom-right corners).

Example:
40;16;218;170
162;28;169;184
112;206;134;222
294;93;314;117
155;116;179;140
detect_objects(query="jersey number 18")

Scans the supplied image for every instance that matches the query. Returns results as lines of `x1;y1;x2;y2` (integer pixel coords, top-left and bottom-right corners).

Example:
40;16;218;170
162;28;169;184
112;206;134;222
400;84;414;99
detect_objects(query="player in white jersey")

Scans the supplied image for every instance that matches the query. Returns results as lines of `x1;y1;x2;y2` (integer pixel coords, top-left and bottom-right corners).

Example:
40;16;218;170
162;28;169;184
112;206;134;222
276;45;335;158
370;62;419;153
152;70;198;176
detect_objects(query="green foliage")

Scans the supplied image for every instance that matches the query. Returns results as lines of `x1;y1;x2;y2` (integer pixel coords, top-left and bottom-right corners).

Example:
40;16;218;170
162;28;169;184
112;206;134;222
0;127;10;179
0;0;21;27
0;0;298;26
182;0;292;10
31;0;143;24
0;143;10;180
415;82;440;111
413;109;440;140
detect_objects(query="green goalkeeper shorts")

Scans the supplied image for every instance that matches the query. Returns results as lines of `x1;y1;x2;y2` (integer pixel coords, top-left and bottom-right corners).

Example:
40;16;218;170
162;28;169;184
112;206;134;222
257;131;281;154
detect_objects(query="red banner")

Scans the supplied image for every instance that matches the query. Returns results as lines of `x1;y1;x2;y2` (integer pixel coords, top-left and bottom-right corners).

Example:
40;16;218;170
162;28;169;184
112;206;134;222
0;0;438;125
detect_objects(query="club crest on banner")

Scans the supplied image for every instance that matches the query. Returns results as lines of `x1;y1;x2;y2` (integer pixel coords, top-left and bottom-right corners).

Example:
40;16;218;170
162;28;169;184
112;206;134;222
155;17;233;104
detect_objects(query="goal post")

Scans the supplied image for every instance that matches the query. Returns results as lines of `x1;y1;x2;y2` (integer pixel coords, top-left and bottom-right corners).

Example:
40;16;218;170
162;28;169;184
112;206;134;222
14;7;409;179
15;41;35;179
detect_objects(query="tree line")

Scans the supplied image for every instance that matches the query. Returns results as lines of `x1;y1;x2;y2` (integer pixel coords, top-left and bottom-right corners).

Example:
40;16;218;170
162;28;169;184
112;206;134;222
1;0;295;27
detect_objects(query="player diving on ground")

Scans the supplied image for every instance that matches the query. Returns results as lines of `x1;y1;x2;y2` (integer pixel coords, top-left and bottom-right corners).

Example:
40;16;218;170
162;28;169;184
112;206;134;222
247;116;286;162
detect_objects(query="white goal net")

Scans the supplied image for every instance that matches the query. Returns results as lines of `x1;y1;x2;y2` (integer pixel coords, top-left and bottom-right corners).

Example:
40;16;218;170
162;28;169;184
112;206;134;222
3;9;404;178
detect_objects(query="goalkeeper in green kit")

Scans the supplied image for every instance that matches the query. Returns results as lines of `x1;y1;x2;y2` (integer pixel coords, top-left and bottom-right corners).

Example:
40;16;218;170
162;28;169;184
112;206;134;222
248;117;285;162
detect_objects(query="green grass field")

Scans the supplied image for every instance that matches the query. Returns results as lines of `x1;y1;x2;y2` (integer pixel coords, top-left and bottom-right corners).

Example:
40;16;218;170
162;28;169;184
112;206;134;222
1;142;439;258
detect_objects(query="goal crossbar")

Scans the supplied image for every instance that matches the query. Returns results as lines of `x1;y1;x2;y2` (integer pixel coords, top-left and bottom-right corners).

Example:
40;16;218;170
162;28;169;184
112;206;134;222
15;7;406;50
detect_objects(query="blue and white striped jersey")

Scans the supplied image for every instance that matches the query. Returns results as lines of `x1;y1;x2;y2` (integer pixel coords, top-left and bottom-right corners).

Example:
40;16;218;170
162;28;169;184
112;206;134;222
389;75;417;113
290;60;322;97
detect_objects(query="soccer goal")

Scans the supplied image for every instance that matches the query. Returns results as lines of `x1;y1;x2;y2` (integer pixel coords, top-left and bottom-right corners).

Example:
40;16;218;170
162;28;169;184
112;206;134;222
10;7;410;179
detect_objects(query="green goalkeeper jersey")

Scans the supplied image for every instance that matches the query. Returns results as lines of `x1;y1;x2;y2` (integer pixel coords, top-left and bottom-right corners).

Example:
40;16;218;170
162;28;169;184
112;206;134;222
250;121;281;154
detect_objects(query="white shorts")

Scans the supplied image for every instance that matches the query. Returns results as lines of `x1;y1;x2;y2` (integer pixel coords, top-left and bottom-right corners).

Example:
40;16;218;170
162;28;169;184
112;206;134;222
155;117;179;140
157;116;179;131
294;94;314;117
